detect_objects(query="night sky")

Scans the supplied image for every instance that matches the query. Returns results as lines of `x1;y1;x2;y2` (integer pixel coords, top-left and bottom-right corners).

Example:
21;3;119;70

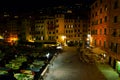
0;0;95;12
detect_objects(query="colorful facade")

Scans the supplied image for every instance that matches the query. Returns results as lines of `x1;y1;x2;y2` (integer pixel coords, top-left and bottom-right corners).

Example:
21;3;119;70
90;0;120;74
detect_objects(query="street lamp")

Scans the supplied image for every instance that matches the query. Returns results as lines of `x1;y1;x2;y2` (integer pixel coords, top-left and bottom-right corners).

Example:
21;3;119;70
0;35;4;39
87;34;92;47
62;36;66;41
61;35;66;46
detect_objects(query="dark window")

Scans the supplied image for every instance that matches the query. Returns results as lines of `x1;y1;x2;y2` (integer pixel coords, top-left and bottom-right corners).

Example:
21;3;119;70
56;19;58;22
66;30;68;33
100;18;102;24
56;30;58;33
96;30;98;35
104;28;107;35
49;32;51;34
69;30;70;33
92;21;94;26
100;8;102;13
104;5;107;11
95;12;97;16
95;39;96;46
92;14;94;18
112;29;117;37
115;43;118;53
99;40;101;46
114;16;118;23
114;1;118;9
95;20;98;25
74;35;76;37
56;25;59;28
104;41;106;48
83;24;85;27
111;43;118;53
41;31;43;34
56;36;58;39
100;0;102;4
110;42;113;50
49;36;51;40
92;6;94;10
78;20;80;22
74;24;77;27
95;2;98;7
100;29;102;35
104;16;107;22
74;29;77;32
64;25;66;28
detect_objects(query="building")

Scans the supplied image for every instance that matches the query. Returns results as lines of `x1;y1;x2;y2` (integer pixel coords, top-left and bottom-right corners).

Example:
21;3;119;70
108;0;120;73
27;4;90;46
30;11;89;46
0;12;34;45
90;0;109;48
90;0;120;74
0;3;90;46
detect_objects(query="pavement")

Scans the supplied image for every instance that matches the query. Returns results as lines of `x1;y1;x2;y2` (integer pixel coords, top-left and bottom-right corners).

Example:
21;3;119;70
80;47;120;80
97;63;120;80
44;46;120;80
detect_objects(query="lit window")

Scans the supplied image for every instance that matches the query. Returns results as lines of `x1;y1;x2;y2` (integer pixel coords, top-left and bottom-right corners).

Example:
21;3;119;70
71;25;73;28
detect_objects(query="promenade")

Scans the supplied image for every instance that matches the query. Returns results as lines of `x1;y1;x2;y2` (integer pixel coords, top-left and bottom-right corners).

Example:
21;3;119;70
44;46;120;80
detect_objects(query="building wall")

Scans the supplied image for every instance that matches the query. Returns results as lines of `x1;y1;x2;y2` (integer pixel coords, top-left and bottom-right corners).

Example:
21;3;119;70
21;19;33;42
55;14;65;43
109;0;120;59
32;13;89;46
90;0;110;49
90;0;120;68
47;17;56;41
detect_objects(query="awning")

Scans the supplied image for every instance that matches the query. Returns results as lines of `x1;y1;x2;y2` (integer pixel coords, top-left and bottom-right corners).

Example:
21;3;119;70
91;47;107;55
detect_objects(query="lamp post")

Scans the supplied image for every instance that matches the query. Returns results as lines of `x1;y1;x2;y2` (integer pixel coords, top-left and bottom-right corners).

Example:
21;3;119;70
61;36;66;46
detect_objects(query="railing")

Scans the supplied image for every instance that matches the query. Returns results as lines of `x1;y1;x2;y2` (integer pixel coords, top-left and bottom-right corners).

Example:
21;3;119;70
40;64;49;79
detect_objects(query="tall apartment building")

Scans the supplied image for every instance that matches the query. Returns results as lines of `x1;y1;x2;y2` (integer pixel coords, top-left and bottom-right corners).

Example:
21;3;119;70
28;4;89;46
64;14;88;46
90;0;120;74
0;12;34;45
55;14;65;44
0;4;90;47
30;12;89;46
90;0;109;48
109;0;120;72
31;15;48;42
0;14;21;44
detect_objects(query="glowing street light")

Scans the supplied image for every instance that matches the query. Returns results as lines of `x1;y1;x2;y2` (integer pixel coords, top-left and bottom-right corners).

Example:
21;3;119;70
0;35;4;39
61;35;67;46
61;36;66;41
